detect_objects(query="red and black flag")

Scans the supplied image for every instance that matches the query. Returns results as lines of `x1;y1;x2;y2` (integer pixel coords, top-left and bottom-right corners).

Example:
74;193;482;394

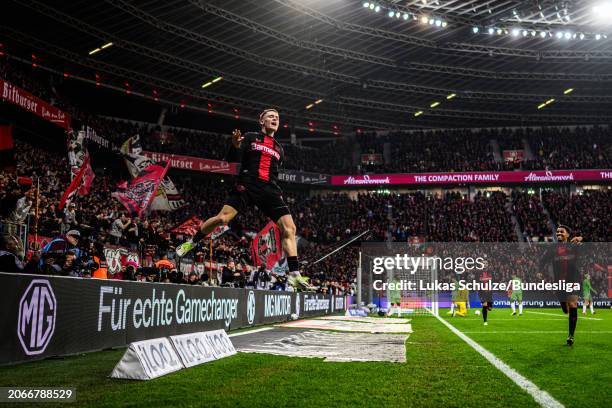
59;155;90;210
171;215;202;236
0;124;15;172
68;130;94;196
251;221;282;269
112;162;169;216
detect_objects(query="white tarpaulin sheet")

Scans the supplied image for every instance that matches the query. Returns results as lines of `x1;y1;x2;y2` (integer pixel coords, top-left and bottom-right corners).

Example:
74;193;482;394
277;319;412;333
316;316;411;324
235;329;408;362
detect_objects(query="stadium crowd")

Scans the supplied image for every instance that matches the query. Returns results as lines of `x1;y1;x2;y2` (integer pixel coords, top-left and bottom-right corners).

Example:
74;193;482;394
0;59;610;297
512;191;552;242
1;135;611;294
3;59;611;175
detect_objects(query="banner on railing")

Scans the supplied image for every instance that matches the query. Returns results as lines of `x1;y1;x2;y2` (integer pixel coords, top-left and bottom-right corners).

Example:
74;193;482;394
0;78;71;129
277;169;330;185
503;150;524;163
143;151;239;175
102;245;141;275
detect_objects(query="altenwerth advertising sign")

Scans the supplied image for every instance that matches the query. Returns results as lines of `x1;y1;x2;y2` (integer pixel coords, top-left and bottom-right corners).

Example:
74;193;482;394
1;273;349;365
332;169;612;186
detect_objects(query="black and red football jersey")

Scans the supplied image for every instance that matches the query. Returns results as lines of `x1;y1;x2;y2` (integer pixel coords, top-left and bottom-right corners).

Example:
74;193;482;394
541;243;583;283
226;132;284;185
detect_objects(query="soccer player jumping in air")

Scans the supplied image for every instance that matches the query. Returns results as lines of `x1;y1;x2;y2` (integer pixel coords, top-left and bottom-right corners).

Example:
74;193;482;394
542;225;583;346
176;109;314;290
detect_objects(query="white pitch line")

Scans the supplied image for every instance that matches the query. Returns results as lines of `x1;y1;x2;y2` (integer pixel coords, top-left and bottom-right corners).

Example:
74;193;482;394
459;318;565;321
527;311;602;321
436;315;564;408
228;327;274;337
462;331;612;334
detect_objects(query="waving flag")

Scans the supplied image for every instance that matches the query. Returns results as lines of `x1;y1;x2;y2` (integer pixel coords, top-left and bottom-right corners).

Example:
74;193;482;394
68;130;94;195
172;216;202;236
120;135;185;211
59;155;90;210
251;221;282;269
0;125;15;172
112;162;170;216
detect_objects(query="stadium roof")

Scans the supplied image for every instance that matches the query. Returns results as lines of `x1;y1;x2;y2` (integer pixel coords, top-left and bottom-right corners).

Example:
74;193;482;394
3;0;612;131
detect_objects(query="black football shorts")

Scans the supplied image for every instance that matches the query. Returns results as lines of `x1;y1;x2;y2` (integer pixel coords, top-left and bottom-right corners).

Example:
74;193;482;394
225;181;290;222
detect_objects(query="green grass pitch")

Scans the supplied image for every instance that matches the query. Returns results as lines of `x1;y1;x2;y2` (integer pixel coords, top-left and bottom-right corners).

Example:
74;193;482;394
1;309;610;407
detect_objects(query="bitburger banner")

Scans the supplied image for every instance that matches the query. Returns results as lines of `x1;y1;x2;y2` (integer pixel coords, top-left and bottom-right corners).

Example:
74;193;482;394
0;78;71;129
277;169;330;185
0;272;349;365
143;151;239;175
143;151;330;185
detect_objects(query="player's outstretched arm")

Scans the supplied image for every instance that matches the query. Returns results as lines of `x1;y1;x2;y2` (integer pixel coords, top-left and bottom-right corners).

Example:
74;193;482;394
226;129;245;163
231;129;244;148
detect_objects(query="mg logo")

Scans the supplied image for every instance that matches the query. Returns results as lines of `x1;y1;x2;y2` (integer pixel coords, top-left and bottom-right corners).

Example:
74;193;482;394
246;291;256;325
18;279;57;356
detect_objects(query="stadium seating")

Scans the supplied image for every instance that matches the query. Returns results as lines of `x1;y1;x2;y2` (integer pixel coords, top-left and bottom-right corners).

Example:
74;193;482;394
0;60;610;295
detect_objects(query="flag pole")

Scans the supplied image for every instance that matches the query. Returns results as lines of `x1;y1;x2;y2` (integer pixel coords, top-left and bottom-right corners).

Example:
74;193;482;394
209;239;214;285
33;176;40;250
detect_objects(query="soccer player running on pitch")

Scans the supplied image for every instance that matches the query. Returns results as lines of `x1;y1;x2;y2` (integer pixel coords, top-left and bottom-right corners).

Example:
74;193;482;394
509;274;523;316
541;224;583;346
582;273;596;315
176;109;313;290
478;270;493;326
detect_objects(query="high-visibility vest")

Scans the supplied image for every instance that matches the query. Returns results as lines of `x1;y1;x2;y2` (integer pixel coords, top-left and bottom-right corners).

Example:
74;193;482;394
92;255;108;279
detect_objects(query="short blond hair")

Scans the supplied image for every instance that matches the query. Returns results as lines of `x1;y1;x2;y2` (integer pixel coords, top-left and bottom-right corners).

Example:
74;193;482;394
259;109;279;121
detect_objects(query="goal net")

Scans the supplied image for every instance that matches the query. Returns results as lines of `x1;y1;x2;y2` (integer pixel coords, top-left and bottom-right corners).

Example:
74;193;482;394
358;244;439;317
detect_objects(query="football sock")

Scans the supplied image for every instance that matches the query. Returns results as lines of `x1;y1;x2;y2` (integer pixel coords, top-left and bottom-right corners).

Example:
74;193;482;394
518;303;523;314
569;307;577;336
287;256;300;276
511;302;516;313
192;230;205;243
590;303;594;314
482;307;488;323
583;304;587;314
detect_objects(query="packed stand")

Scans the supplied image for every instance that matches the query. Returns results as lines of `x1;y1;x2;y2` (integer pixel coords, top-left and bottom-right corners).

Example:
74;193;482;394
3;60;611;174
374;130;505;173
512;192;552;242
523;126;611;170
542;190;612;242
